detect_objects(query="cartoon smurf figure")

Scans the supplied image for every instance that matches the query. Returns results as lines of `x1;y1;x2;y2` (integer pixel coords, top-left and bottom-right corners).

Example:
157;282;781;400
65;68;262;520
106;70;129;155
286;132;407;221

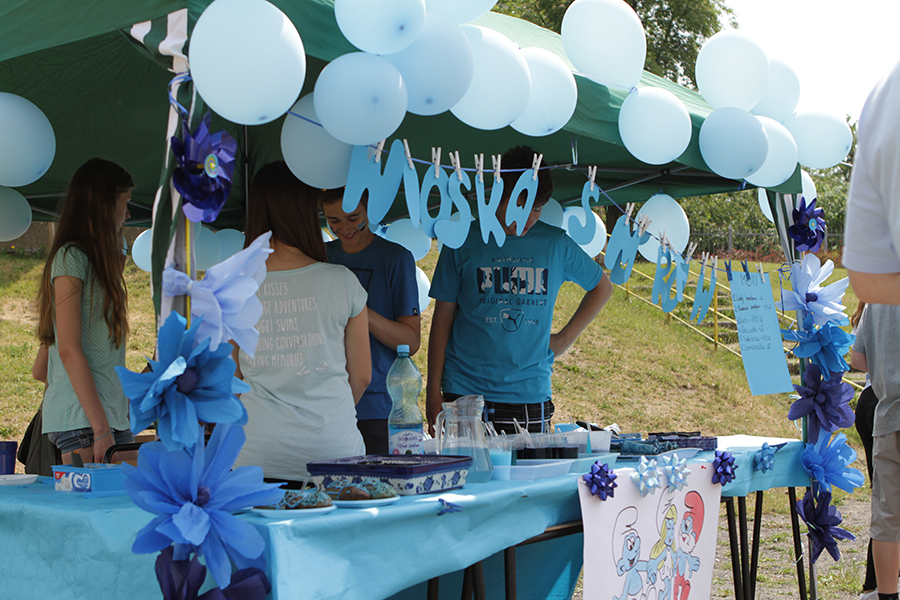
672;491;704;600
613;507;654;600
647;500;677;600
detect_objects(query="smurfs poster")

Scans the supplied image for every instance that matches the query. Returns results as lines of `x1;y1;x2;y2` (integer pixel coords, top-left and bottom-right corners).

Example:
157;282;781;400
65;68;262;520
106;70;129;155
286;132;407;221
578;463;721;600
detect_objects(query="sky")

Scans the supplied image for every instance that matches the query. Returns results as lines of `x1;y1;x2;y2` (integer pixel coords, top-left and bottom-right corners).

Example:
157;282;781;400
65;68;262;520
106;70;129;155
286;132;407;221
725;0;900;121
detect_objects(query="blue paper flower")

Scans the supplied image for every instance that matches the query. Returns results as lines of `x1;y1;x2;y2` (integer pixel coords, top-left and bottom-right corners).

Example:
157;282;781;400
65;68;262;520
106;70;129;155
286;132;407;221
782;319;855;378
171;112;237;223
659;454;691;493
583;461;618;500
115;312;250;451
155;546;271;600
631;456;661;497
796;490;855;563
801;431;865;495
776;254;849;327
788;197;825;253
711;450;738;485
788;364;855;443
163;231;272;356
124;424;284;588
754;442;786;473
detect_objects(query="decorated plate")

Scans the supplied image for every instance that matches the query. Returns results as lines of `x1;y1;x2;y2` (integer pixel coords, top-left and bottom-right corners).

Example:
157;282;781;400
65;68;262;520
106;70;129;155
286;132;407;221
0;474;38;486
332;496;400;509
251;505;336;518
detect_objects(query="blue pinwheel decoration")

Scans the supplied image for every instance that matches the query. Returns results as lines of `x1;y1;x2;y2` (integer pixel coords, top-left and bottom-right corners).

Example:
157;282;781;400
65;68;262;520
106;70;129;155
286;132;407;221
788;197;825;253
171;112;237;223
796;490;855;563
788;363;855;443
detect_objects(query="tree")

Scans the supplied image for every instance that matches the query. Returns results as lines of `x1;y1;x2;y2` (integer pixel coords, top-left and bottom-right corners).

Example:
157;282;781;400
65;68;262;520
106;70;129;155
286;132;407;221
494;0;736;88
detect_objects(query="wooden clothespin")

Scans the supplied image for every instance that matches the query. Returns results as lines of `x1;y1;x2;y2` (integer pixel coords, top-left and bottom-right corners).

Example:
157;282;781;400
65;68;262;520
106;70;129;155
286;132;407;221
450;151;463;182
474;153;484;183
712;256;718;275
686;242;697;262
374;139;386;163
625;202;635;222
757;262;765;279
659;231;669;252
492;154;502;183
432;147;441;179
402;139;415;170
638;215;652;236
532;153;543;181
700;251;708;272
587;165;597;191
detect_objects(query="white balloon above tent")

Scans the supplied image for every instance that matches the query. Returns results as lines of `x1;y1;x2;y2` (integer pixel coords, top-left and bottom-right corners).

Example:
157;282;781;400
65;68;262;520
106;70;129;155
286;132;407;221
281;94;353;189
451;26;531;131
783;110;852;170
751;57;800;124
425;0;498;25
131;229;153;272
696;30;769;111
415;266;432;312
314;52;408;146
0;186;32;241
189;0;306;125
334;0;426;55
757;188;774;224
384;218;432;261
745;116;798;188
618;87;692;165
636;193;690;263
538;198;564;228
0;93;56;188
510;47;578;137
563;206;607;258
561;0;646;90
699;107;769;181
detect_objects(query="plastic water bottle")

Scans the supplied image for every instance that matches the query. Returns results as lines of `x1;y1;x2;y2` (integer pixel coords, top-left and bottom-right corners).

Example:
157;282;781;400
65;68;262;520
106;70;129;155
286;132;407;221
387;345;425;455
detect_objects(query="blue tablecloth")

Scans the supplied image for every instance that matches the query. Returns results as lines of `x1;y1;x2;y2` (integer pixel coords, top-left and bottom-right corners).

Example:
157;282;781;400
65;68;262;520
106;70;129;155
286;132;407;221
717;435;810;497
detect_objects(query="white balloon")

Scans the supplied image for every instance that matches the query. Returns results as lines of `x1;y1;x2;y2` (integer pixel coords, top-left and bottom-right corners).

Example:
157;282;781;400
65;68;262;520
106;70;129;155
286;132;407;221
335;0;426;55
0;186;32;241
757;188;774;223
618;87;692;165
425;0;497;25
194;226;223;271
699;107;769;180
281;94;354;189
696;30;769;111
131;229;153;272
538;198;564;228
801;170;818;204
750;58;800;124
783;110;853;170
383;11;474;116
314;53;408;146
384;218;432;261
510;47;578;137
451;26;531;131
562;0;646;90
415;266;433;312
0;93;55;188
745;116;798;188
190;0;306;125
215;228;245;260
636;193;690;263
563;206;608;258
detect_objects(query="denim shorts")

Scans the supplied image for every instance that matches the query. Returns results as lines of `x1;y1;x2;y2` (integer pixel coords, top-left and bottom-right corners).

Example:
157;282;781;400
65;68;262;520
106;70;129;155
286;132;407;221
48;428;135;455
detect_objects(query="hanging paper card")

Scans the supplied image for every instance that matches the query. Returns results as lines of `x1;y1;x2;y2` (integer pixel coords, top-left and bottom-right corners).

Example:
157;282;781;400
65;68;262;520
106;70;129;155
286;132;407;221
578;462;721;600
730;272;794;395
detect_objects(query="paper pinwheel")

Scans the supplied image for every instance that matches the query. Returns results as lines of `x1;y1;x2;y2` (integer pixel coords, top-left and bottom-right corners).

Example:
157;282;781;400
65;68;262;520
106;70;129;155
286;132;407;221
782;319;854;378
631;456;661;497
788;197;825;253
172;112;237;223
711;450;738;485
796;490;855;563
155;546;271;600
163;231;272;356
801;431;865;495
116;312;250;451
788;363;855;443
776;254;849;327
583;461;618;500
124;424;284;588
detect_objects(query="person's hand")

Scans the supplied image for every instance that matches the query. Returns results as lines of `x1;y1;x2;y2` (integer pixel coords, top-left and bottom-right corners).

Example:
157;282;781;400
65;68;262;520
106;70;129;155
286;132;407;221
425;389;445;437
92;430;115;464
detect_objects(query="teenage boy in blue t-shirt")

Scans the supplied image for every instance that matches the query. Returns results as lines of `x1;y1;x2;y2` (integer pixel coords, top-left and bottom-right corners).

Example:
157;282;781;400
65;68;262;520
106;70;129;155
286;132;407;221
321;189;421;454
427;146;613;435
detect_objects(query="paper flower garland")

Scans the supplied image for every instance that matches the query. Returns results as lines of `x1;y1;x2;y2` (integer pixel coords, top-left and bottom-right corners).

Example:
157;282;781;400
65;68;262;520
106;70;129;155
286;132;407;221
776;254;849;327
583;461;618;500
781;319;854;378
124;424;284;588
788;364;855;443
788;197;825;253
163;231;272;355
800;431;865;495
172;112;237;223
631;456;661;497
796;490;855;563
754;442;786;473
155;546;271;600
711;450;738;485
659;454;691;493
116;312;250;451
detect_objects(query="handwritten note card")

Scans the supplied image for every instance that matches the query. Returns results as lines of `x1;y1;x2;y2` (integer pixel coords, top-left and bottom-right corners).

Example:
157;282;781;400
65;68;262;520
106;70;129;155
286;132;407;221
730;272;794;396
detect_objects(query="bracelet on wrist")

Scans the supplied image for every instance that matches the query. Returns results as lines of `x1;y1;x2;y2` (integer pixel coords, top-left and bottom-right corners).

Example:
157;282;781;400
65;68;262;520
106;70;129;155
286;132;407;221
94;430;112;443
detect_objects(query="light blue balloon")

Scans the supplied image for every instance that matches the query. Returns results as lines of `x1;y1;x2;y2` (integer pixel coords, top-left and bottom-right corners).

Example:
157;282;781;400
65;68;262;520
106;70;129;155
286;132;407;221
0;186;32;241
383;11;474;116
699;107;768;180
194;226;223;271
757;187;774;223
415;266;432;312
538;198;564;228
745;116;798;188
335;0;426;55
618;87;691;165
215;228;245;260
783;110;852;170
131;229;153;272
189;0;306;125
696;30;769;111
281;94;353;189
751;58;800;124
0;93;55;187
511;47;578;137
314;52;408;146
384;218;432;261
636;193;690;263
801;170;818;203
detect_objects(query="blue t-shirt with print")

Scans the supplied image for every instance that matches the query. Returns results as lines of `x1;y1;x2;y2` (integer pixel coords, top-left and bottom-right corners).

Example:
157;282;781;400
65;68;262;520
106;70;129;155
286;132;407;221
430;221;604;404
327;235;420;420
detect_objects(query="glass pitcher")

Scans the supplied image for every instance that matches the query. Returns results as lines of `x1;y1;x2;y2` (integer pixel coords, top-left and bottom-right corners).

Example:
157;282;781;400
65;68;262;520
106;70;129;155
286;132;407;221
435;395;493;483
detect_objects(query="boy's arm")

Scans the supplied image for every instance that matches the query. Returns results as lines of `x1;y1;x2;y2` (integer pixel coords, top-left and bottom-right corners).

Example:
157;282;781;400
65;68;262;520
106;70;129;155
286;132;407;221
549;274;613;357
848;270;900;305
367;310;421;355
426;300;456;434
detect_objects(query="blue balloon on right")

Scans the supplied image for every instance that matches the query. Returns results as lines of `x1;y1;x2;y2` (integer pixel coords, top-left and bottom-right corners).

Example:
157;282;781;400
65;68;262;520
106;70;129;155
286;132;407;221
699;107;768;181
131;229;153;272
